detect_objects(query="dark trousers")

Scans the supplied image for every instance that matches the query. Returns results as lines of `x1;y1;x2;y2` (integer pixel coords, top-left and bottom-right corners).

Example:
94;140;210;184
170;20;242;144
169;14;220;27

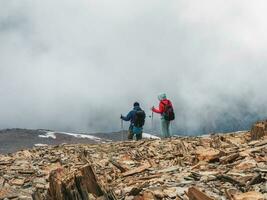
128;127;142;141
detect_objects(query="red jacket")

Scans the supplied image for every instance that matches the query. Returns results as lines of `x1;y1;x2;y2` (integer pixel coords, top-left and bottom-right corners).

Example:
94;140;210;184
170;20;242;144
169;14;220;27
152;99;173;114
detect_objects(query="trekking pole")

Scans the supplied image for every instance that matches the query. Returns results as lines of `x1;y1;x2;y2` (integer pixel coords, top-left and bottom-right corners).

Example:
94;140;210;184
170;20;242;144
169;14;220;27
151;111;154;133
170;121;172;139
121;119;124;141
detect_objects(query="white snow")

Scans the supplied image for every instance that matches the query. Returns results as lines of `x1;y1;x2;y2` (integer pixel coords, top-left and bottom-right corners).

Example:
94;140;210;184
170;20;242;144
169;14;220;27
34;143;48;147
142;133;160;139
38;130;107;142
38;131;57;139
38;130;158;142
56;131;102;141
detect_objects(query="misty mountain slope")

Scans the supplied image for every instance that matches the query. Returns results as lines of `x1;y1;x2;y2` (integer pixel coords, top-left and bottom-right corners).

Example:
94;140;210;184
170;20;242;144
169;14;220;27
0;129;100;154
0;129;159;154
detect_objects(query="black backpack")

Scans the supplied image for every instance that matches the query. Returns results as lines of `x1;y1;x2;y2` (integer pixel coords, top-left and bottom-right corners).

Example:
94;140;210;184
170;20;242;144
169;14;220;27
162;101;175;121
133;110;146;127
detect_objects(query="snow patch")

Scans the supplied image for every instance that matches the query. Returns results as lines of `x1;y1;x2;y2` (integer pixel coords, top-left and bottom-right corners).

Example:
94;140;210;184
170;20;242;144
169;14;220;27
38;130;108;143
56;131;102;142
142;133;160;139
39;131;56;139
34;143;48;147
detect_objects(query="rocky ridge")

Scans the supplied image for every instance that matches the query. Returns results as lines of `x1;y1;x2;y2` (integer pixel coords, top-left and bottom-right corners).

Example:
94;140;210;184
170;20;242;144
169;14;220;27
0;122;267;200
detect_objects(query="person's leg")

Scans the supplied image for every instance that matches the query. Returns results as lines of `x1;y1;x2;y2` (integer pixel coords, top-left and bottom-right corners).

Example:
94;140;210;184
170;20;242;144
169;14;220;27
166;121;171;137
161;119;168;138
134;127;143;141
128;127;134;140
136;133;142;141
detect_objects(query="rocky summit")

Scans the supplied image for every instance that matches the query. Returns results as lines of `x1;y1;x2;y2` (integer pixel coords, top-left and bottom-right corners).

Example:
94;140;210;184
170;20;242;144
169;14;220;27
0;122;267;200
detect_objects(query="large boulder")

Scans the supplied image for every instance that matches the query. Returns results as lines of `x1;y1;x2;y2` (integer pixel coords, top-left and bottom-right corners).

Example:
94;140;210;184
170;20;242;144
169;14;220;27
250;120;267;140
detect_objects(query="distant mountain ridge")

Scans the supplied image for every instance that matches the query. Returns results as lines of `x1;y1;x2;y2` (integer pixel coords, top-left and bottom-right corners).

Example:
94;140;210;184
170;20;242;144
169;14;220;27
0;128;159;154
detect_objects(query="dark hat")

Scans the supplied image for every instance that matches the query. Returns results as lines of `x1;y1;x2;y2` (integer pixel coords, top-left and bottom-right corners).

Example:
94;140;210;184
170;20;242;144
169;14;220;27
133;102;140;107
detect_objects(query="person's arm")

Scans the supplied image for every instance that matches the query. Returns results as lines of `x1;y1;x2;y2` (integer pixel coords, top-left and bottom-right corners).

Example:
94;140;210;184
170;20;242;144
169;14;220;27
121;111;133;121
152;102;164;114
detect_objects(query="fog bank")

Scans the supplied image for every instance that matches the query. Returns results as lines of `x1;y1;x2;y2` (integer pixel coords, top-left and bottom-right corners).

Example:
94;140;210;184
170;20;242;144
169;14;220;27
1;0;267;134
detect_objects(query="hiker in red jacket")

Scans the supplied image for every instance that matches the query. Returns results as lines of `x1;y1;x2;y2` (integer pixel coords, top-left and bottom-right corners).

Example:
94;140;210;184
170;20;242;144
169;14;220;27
151;93;175;138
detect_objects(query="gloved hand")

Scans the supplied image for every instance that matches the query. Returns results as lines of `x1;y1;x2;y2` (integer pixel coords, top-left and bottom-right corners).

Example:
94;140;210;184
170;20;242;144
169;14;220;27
120;114;123;119
151;106;154;111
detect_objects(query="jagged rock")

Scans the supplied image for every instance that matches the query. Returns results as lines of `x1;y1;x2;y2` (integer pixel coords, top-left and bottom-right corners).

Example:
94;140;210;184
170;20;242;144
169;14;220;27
0;188;19;199
0;178;4;189
232;191;265;200
143;191;156;200
0;121;266;200
195;147;222;162
9;178;25;186
234;159;257;170
220;153;240;164
187;187;215;200
46;165;105;200
251;120;267;140
33;178;46;185
122;162;151;177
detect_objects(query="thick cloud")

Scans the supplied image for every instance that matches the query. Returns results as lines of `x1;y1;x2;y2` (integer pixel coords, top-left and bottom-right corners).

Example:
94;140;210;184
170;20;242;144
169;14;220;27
1;0;267;134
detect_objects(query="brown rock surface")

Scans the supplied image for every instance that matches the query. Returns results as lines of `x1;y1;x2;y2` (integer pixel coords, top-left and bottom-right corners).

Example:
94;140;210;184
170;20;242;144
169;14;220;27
0;122;266;200
251;120;267;140
233;191;265;200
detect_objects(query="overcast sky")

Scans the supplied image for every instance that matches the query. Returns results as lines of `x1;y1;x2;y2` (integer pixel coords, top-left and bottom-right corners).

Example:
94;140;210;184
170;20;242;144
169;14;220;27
0;0;267;134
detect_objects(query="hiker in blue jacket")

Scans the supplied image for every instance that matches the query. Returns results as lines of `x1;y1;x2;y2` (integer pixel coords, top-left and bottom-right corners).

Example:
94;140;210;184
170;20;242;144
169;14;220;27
121;102;146;140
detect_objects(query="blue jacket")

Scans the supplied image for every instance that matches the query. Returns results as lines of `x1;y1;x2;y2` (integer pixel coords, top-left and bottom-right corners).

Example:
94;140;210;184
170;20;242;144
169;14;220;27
121;106;146;128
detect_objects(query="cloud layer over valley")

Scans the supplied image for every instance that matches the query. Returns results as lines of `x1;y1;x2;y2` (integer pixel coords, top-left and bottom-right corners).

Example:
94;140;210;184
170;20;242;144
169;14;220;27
1;0;267;134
